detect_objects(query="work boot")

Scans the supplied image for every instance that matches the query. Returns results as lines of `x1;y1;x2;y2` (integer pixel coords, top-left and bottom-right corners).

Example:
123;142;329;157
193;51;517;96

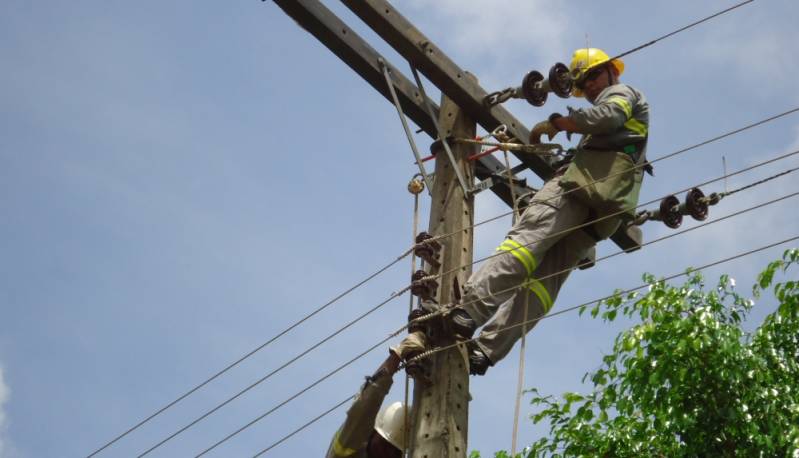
444;307;477;340
467;342;492;376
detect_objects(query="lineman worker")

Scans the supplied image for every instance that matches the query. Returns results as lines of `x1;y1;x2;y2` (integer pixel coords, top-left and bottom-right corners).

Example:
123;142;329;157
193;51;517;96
326;331;427;457
446;48;650;375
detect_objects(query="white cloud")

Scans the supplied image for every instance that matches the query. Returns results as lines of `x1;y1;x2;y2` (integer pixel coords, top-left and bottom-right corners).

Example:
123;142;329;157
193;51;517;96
690;4;799;102
0;365;9;457
404;0;576;85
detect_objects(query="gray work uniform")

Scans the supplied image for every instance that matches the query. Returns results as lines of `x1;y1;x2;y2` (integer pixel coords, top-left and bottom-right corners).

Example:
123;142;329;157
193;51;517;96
326;371;393;458
463;83;649;364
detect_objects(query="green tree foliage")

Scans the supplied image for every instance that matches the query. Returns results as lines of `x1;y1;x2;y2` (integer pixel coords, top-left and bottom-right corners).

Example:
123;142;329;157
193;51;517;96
474;249;799;458
521;249;799;457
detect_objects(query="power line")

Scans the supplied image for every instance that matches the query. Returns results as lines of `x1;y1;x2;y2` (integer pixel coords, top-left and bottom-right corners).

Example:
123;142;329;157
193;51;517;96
610;0;755;62
250;232;799;457
86;3;773;453
134;287;408;458
92;131;798;458
133;156;798;457
408;233;799;368
193;187;798;456
430;106;799;246
86;249;411;457
407;164;799;335
252;395;354;458
88;105;798;458
423;150;799;287
194;335;397;457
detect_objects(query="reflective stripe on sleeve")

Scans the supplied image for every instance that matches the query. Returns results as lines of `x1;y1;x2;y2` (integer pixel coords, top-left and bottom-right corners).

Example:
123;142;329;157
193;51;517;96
332;431;357;457
623;117;648;136
525;278;554;313
606;96;632;119
497;239;537;276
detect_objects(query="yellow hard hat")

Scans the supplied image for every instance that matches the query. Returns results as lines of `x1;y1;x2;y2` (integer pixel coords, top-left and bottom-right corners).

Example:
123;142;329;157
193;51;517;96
569;48;624;97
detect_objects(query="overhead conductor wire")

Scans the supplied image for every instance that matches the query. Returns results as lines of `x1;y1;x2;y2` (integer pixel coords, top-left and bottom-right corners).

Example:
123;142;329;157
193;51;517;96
250;231;799;457
134;147;799;457
608;0;755;62
87;20;799;450
427;107;799;248
88;246;411;456
420;149;799;292
224;2;766;452
193;168;798;457
133;287;409;458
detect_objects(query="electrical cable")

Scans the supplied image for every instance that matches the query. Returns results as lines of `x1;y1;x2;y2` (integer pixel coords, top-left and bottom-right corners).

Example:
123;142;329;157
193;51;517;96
193;185;798;457
485;1;755;106
407;165;799;332
252;395;355;458
608;0;755;62
420;151;799;287
428;106;799;246
102;146;798;458
194;335;397;457
249;232;799;457
89;103;798;457
87;4;776;453
133;287;408;458
405;233;799;369
86;252;411;458
135;158;798;457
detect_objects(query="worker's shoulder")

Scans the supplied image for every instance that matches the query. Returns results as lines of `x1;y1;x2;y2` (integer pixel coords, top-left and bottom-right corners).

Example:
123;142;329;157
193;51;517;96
597;83;647;106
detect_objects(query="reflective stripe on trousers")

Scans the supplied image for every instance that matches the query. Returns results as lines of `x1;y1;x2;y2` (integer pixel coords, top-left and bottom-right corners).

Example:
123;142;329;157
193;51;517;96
497;239;553;313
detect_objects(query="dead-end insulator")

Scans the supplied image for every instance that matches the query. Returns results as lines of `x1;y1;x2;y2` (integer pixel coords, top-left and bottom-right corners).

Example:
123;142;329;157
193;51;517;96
682;187;709;221
658;195;683;229
633;187;726;229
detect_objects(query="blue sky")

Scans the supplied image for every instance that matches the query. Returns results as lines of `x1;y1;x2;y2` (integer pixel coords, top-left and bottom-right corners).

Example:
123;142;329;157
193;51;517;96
1;1;798;457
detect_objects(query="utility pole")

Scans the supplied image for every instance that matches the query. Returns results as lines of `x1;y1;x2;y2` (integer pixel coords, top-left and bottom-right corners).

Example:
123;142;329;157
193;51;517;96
409;87;475;458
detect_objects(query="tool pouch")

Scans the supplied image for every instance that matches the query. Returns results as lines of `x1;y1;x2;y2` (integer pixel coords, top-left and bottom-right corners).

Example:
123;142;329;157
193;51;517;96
559;149;642;222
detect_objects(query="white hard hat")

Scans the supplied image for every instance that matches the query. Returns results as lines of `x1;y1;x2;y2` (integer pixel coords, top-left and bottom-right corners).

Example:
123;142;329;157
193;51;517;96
374;402;407;451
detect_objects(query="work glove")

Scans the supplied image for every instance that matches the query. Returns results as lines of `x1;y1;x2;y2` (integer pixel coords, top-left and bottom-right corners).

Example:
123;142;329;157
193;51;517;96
390;331;428;362
528;120;559;144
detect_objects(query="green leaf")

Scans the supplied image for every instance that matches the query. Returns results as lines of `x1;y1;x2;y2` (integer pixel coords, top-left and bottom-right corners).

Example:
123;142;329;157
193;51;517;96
513;255;799;458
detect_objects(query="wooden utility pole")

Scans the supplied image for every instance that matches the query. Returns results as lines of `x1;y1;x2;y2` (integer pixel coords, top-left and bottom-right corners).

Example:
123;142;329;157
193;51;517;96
409;88;475;458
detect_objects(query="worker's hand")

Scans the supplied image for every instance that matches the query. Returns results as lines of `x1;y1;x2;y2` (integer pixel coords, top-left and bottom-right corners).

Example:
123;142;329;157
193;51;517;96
390;331;428;362
529;120;559;144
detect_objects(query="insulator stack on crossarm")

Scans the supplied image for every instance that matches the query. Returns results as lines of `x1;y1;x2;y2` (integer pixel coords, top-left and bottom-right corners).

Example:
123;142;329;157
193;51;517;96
410;269;438;301
413;231;442;268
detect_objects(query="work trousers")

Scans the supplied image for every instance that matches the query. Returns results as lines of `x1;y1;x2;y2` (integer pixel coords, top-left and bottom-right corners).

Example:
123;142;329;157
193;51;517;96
462;178;619;364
